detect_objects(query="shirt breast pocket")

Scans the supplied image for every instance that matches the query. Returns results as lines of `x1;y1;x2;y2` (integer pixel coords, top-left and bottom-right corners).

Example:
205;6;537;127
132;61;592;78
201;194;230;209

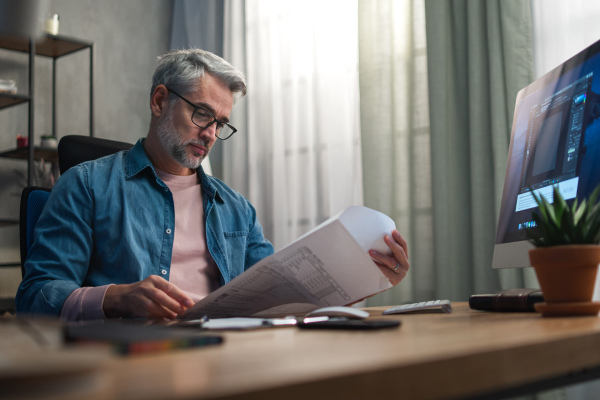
223;231;248;278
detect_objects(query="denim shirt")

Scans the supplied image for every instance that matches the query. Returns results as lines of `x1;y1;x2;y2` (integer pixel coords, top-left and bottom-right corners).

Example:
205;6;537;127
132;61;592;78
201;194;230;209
16;139;274;316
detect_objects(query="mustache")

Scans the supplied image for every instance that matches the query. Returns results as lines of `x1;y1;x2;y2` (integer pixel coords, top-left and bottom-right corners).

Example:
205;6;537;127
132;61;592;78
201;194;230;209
184;138;209;148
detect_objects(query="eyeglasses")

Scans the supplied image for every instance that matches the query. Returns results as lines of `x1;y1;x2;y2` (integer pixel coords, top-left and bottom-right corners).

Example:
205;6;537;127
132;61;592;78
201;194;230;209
167;88;237;140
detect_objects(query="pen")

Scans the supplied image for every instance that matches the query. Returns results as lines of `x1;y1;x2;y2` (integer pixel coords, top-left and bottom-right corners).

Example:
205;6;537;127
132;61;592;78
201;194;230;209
178;315;209;328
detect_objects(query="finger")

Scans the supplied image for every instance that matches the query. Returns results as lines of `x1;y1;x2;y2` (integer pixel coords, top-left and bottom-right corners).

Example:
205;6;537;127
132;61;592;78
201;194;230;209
132;295;178;320
379;256;408;276
385;233;408;264
105;281;182;319
146;302;178;320
375;263;404;286
144;285;190;316
384;235;408;268
369;250;396;270
147;276;194;314
161;280;195;309
392;230;408;259
370;249;409;287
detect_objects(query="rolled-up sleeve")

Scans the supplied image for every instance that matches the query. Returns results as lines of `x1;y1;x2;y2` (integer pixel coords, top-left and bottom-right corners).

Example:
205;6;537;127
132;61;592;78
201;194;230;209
60;285;112;321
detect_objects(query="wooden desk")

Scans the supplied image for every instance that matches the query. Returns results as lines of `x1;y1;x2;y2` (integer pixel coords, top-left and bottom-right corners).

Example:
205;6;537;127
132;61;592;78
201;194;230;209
5;303;600;400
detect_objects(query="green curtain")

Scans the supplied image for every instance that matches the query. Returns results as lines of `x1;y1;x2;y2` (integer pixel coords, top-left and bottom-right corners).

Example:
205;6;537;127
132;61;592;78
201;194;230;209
360;0;539;305
360;0;435;305
425;0;537;300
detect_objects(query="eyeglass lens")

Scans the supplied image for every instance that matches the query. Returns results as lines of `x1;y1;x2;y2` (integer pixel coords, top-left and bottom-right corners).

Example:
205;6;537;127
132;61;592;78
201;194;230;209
192;109;234;139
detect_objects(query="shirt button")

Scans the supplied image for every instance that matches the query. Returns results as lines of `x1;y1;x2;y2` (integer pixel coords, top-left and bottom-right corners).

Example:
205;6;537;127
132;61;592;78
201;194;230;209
166;228;172;234
161;269;167;275
164;187;169;192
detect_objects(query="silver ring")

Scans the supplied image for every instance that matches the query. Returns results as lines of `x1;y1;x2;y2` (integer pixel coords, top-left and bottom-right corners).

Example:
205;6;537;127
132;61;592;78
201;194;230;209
392;262;400;272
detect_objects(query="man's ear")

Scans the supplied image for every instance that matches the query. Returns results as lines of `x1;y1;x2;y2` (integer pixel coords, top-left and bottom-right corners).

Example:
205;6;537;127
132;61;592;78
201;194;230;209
150;85;169;117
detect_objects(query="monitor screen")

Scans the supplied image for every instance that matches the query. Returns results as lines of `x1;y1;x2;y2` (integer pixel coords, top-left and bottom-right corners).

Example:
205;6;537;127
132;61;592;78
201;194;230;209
493;39;600;269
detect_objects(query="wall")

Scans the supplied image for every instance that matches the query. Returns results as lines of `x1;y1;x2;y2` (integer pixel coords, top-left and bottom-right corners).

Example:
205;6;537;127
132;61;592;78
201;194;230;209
0;0;174;299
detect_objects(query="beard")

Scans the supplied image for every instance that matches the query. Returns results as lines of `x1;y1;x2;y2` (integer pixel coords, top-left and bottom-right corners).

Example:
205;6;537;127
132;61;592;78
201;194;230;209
156;109;209;170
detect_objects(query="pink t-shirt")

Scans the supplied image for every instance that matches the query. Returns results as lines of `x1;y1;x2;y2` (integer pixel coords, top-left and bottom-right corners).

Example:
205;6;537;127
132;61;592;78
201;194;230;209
60;169;220;320
155;169;221;302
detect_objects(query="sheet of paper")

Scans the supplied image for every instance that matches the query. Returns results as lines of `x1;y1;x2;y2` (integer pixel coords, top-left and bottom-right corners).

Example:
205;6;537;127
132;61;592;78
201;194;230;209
337;206;396;255
183;206;395;319
202;318;276;330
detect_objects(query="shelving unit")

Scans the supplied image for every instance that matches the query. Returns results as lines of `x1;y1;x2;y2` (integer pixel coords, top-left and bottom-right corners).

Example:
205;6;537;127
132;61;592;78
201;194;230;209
0;34;94;272
0;33;94;185
0;93;30;110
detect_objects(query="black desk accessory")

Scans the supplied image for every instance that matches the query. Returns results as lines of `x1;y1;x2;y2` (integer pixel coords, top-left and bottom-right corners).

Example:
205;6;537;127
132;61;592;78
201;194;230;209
297;318;400;330
469;288;544;312
64;320;223;355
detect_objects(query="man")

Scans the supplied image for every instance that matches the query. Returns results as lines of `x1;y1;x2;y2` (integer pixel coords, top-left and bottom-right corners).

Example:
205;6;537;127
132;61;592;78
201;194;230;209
16;49;409;320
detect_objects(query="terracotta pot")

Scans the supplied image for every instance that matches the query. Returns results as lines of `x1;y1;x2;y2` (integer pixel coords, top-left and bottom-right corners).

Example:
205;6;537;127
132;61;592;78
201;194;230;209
529;245;600;303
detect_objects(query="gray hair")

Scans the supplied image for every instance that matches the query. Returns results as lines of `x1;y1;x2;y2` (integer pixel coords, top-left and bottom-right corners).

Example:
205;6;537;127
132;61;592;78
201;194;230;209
151;48;246;105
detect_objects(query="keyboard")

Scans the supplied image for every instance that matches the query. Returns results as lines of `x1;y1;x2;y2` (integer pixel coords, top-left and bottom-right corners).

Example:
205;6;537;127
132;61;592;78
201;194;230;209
382;300;452;315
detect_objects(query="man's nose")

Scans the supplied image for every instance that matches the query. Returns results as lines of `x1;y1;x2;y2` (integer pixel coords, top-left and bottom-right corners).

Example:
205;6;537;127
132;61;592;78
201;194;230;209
200;121;218;138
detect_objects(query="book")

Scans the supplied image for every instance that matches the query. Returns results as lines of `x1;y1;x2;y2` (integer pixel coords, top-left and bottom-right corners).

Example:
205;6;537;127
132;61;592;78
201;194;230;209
64;320;223;355
469;288;544;312
182;206;396;319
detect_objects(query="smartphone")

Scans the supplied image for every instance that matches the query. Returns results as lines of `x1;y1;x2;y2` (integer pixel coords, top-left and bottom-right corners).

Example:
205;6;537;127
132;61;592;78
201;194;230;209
296;318;400;330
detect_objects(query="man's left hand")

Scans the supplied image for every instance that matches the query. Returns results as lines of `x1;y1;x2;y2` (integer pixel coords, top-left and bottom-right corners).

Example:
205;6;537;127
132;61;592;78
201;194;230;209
369;229;409;286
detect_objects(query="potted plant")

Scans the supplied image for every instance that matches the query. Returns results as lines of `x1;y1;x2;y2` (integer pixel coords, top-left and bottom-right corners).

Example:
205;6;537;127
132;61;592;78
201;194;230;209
40;135;58;148
526;185;600;316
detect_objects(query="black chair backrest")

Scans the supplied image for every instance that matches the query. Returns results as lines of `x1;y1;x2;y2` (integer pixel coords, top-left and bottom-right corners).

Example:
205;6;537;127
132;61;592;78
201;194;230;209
20;187;51;277
19;136;133;276
58;135;133;175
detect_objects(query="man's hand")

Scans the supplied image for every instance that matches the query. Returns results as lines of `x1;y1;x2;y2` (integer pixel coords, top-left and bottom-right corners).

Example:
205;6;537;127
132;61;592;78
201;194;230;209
344;230;409;306
103;275;195;319
369;229;409;286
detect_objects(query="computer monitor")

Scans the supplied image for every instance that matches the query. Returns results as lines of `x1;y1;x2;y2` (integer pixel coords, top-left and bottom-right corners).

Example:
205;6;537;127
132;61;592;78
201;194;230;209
493;38;600;269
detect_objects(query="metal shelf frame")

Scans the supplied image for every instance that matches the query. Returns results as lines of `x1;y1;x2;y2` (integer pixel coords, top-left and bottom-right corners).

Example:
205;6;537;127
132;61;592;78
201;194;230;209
0;33;94;185
0;34;94;270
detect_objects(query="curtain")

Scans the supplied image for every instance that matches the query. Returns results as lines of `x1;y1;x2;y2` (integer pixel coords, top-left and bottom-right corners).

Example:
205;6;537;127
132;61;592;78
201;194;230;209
222;0;250;197
170;0;225;176
532;0;600;79
360;0;537;305
174;0;363;257
359;0;428;306
242;0;363;249
424;0;538;300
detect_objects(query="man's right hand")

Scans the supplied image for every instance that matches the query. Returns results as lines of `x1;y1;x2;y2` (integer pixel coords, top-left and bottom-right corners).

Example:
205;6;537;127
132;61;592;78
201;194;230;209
103;275;195;319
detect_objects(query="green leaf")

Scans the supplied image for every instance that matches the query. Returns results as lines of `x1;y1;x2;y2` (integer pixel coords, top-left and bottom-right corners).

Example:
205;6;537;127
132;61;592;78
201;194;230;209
574;198;587;226
527;183;600;247
553;186;567;226
542;195;557;226
530;189;548;220
588;185;600;210
562;206;575;241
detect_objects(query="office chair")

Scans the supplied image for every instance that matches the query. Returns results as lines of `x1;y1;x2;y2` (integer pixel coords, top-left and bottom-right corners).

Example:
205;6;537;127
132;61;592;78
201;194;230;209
58;135;133;174
19;187;51;278
20;136;133;277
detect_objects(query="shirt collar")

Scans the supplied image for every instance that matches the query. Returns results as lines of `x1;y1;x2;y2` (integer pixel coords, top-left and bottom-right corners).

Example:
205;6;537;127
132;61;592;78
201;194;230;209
125;138;154;179
197;164;223;203
126;138;223;203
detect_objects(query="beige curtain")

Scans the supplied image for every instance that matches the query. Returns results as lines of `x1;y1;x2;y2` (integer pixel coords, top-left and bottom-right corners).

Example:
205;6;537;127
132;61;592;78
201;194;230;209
360;0;537;306
236;0;363;250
